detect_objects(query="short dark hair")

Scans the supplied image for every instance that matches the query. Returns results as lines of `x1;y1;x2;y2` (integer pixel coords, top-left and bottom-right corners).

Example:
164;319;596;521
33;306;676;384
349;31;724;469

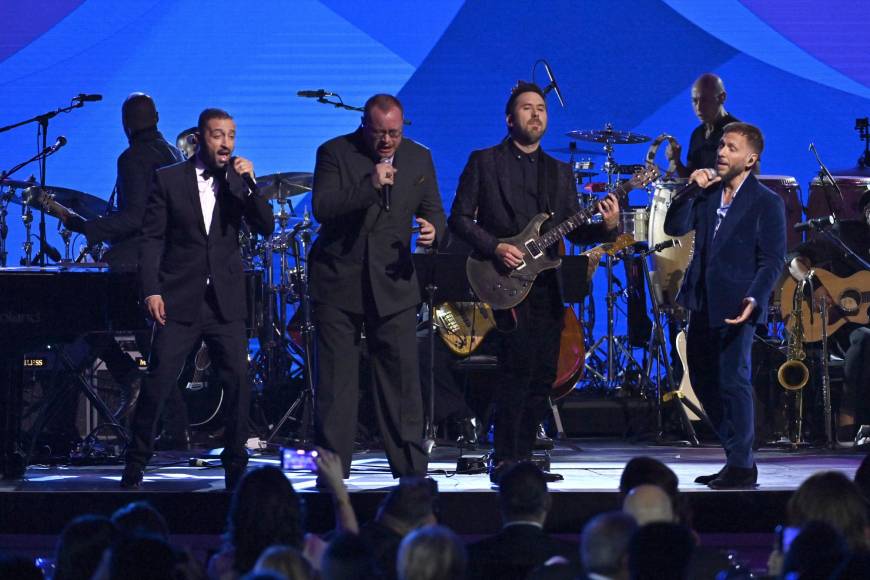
498;462;549;519
111;501;169;540
122;93;158;134
722;121;764;155
198;108;233;134
379;476;438;526
505;81;546;116
363;94;403;122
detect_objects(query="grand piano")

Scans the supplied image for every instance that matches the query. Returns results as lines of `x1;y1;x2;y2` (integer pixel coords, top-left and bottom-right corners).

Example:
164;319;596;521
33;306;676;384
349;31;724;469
0;266;145;478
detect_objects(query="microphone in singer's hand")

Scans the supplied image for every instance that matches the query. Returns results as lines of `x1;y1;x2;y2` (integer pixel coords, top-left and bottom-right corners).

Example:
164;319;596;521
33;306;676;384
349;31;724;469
230;156;257;193
381;158;392;211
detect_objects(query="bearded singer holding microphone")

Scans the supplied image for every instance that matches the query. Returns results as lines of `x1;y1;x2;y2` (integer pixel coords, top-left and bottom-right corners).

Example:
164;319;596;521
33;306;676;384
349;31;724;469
664;122;785;489
121;108;274;491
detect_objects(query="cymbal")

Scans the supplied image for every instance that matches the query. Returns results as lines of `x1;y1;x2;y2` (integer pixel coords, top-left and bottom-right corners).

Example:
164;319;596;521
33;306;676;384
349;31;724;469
566;128;651;144
257;172;314;199
1;179;107;220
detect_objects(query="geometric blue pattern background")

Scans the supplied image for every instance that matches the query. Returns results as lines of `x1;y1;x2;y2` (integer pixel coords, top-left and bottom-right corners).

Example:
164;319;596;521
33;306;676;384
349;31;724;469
2;0;868;338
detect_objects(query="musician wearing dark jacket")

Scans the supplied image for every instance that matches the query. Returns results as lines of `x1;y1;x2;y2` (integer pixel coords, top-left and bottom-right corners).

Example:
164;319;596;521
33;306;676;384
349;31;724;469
310;94;447;478
121;108;273;490
449;82;619;483
61;93;188;441
787;191;870;444
665;122;785;488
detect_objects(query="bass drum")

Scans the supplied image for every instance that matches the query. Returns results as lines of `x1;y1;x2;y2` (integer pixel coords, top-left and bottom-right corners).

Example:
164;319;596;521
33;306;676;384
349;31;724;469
647;178;695;307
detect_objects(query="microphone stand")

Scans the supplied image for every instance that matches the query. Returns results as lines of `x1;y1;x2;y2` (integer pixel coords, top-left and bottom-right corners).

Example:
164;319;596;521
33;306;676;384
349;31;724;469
304;93;412;126
808;143;843;220
1;97;96;266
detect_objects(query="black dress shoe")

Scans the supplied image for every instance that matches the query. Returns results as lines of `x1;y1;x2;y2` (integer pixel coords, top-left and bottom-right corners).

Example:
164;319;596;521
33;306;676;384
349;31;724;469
534;424;554;451
694;466;725;485
120;464;144;489
540;470;564;483
708;463;758;489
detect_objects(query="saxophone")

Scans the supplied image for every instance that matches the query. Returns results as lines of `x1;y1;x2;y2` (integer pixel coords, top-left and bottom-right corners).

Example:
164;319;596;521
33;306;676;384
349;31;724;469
778;276;811;390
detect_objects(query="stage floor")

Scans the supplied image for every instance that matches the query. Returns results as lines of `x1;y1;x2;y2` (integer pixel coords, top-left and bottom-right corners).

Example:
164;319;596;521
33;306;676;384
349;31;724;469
1;439;865;536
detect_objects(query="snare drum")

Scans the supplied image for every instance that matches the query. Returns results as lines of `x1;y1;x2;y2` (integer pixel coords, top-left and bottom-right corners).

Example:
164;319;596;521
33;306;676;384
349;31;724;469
647;179;695;307
620;206;649;242
757;175;803;250
807;175;870;233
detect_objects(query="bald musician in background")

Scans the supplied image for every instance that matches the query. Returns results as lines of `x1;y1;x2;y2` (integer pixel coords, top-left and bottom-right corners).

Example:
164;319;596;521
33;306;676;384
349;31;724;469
666;73;740;178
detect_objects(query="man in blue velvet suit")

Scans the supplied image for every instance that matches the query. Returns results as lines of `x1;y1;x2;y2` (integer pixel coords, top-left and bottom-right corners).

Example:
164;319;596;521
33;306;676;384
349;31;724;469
665;122;785;489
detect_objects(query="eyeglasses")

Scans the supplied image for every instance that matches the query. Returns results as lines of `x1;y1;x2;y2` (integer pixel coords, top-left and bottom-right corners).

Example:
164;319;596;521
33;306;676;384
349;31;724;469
366;128;402;140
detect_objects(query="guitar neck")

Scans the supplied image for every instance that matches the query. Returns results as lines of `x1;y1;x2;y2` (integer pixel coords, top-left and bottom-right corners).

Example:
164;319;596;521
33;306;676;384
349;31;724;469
537;181;632;250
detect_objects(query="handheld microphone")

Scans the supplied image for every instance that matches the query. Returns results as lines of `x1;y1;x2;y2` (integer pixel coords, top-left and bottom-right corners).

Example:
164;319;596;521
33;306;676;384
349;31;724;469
794;215;836;232
381;158;392;211
297;89;335;98
229;156;257;194
47;136;67;154
542;61;565;108
73;93;102;102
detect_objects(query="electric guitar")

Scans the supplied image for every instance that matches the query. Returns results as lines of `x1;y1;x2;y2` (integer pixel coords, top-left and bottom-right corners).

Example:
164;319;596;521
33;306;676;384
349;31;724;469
779;267;870;342
466;165;660;309
433;302;496;357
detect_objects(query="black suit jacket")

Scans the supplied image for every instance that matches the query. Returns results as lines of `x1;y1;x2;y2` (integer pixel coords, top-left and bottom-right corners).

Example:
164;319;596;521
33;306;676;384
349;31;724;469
466;523;579;580
449;140;615;301
139;158;274;323
664;173;786;326
84;128;182;270
309;128;447;317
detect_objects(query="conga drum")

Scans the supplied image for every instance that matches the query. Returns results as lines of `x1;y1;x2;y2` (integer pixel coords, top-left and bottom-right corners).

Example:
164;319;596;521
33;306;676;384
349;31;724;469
646;179;694;307
757;175;803;250
807;175;870;238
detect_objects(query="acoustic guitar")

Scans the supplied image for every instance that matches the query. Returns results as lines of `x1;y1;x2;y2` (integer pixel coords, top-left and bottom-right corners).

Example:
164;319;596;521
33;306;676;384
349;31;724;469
779;267;870;342
466;165;659;309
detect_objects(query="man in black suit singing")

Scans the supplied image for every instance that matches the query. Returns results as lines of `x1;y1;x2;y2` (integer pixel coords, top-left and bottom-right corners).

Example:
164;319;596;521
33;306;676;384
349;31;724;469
310;94;446;479
449;82;619;483
120;108;274;490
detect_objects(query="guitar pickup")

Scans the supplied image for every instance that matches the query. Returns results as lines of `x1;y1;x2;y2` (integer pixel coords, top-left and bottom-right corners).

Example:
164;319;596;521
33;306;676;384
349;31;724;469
524;239;543;259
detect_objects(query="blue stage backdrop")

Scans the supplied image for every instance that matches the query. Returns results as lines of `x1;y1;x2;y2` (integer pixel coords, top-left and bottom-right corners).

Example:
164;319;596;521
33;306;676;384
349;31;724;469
2;0;868;344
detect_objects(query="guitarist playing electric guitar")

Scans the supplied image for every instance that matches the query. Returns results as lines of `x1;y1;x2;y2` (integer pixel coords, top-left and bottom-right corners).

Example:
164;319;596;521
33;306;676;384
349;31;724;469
448;81;620;484
787;189;870;445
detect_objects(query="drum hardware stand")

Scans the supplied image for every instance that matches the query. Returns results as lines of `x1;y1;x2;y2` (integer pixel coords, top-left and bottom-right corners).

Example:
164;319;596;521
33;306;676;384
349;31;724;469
422;262;438;455
636;240;714;446
265;213;317;446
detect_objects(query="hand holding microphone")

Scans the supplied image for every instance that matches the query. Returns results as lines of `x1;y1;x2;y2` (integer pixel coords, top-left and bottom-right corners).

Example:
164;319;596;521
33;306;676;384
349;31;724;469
231;156;257;194
372;159;396;210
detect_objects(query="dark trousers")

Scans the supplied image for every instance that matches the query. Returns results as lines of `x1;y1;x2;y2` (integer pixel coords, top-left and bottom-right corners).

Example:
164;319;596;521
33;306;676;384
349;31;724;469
687;311;756;468
836;324;870;417
314;302;427;478
86;332;188;435
493;279;563;463
126;286;250;470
